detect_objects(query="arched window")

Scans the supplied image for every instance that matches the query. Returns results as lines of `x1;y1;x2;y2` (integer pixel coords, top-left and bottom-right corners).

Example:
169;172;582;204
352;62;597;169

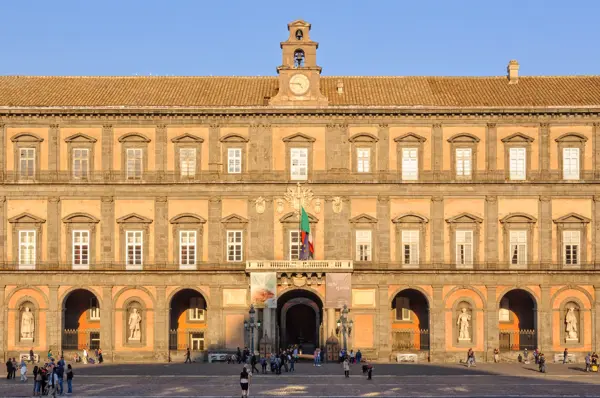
294;49;305;67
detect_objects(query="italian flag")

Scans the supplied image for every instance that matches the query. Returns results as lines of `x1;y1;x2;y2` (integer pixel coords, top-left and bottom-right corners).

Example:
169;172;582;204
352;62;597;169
299;207;314;260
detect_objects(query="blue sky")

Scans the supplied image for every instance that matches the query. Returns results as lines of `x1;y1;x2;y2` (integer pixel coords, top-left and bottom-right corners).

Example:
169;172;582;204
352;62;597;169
1;0;598;76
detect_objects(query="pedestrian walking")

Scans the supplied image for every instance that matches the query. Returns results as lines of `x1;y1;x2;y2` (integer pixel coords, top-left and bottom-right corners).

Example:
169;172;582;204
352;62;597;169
185;347;192;364
494;348;500;363
98;348;104;364
30;348;35;364
523;348;530;364
19;359;27;382
33;366;42;396
367;362;373;380
585;353;591;372
289;354;295;373
56;359;64;395
240;366;250;397
466;348;476;367
563;348;569;364
260;356;267;374
66;364;73;394
251;353;259;373
343;358;350;378
82;348;88;364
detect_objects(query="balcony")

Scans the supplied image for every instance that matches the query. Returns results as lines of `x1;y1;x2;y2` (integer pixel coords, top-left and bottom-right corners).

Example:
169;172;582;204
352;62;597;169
246;260;353;271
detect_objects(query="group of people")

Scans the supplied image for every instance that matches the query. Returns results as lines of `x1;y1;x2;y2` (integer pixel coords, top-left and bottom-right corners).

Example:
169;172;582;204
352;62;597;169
5;357;28;381
338;348;362;364
584;352;600;372
72;347;103;365
5;354;74;396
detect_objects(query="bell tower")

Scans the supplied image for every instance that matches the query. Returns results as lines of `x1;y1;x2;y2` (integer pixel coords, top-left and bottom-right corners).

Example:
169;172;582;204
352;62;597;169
269;20;328;106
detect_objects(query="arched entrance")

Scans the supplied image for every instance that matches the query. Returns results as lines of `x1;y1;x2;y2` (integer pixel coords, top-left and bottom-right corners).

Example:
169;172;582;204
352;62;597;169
391;289;430;352
498;289;537;351
169;289;207;353
62;289;101;351
277;289;323;354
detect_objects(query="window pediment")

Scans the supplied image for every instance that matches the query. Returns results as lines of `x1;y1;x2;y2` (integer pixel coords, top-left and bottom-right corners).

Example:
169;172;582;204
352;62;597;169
394;133;427;143
219;133;248;143
8;212;46;224
118;133;151;143
555;133;588;143
349;133;379;143
282;133;316;143
392;213;429;224
62;212;100;224
500;212;537;224
446;212;483;224
501;133;534;143
349;213;378;224
11;133;44;143
170;213;207;224
447;133;480;143
279;211;318;224
64;133;97;143
554;213;591;224
221;214;249;224
171;133;204;143
116;213;153;224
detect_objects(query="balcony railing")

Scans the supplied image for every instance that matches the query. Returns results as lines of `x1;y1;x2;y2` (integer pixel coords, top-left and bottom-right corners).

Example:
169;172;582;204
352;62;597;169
0;262;245;272
246;260;353;271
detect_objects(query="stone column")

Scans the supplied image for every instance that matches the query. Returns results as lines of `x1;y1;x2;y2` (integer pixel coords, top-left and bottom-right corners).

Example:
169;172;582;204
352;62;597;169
430;196;444;265
248;124;272;172
155;124;167;177
594;196;600;266
377;124;389;172
208;124;221;172
100;286;114;361
486;123;497;172
430;285;445;362
48;285;60;352
154;197;168;266
485;196;499;268
101;197;115;266
154;286;168;361
377;196;390;264
377;284;391;360
48;124;60;173
594;123;600;176
208;286;223;349
0;284;5;359
539;123;550;178
208;197;222;264
324;197;351;259
485;286;498;361
539;196;552;265
595;285;600;353
0;196;5;265
325;124;349;171
539;285;551;352
101;124;113;179
432;123;443;173
47;197;61;265
0;123;5;182
248;197;274;260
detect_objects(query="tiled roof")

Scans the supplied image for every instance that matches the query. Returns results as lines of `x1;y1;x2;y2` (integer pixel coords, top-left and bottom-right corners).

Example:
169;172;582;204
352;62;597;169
0;75;600;108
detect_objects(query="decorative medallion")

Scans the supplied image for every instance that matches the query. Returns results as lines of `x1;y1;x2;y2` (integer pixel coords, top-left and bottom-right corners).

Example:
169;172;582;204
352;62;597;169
332;197;343;214
284;182;314;211
276;198;285;214
255;196;266;214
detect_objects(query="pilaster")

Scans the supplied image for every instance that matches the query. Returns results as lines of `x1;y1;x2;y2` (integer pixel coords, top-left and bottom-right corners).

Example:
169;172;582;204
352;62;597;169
208;124;221;172
377;196;390;264
430;285;445;361
485;196;498;267
101;124;113;178
155;124;167;174
0;284;5;360
432;123;443;172
377;284;391;360
377;124;389;172
324;197;351;259
0;123;5;181
154;197;168;265
595;285;600;353
208;197;222;263
48;285;60;352
0;196;5;265
485;123;497;171
539;285;551;352
594;123;600;175
539;196;552;265
100;286;114;361
430;196;444;264
101;197;115;265
47;197;61;264
248;197;274;260
539;123;550;177
48;124;60;172
248;124;272;172
485;286;498;360
154;286;168;361
325;124;349;171
208;286;223;349
594;196;600;266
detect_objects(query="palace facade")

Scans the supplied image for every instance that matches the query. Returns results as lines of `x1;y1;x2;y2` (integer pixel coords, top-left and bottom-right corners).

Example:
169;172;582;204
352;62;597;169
1;20;600;362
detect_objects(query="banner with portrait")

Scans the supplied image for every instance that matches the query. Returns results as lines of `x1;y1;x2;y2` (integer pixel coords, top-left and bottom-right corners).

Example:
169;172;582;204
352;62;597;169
250;272;278;308
326;273;351;308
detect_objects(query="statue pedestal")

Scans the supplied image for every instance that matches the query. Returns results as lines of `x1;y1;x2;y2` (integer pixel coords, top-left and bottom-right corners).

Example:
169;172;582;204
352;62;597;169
20;337;33;342
565;337;578;342
458;337;470;341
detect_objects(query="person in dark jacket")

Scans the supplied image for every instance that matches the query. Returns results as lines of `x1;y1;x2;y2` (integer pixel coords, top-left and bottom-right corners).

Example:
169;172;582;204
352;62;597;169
6;358;13;379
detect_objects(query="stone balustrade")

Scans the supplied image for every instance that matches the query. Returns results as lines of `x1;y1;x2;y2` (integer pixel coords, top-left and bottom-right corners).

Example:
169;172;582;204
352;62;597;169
246;260;353;271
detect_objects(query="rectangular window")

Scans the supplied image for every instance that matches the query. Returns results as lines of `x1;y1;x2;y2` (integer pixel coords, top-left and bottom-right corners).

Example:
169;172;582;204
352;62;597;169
126;231;143;267
188;297;205;321
499;298;510;322
509;147;526;180
401;230;419;265
126;148;143;180
180;148;197;177
455;148;472;177
73;230;90;268
395;297;411;321
72;148;89;179
563;147;580;180
402;148;418;180
190;332;205;351
456;230;473;266
227;148;242;174
226;230;243;262
355;230;372;261
179;231;197;267
18;230;36;267
19;148;35;179
89;332;100;350
290;148;308;180
509;230;527;266
289;231;300;260
563;230;580;266
356;148;370;173
89;297;100;320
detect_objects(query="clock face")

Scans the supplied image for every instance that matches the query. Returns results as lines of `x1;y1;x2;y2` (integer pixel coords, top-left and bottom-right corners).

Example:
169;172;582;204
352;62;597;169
289;74;310;95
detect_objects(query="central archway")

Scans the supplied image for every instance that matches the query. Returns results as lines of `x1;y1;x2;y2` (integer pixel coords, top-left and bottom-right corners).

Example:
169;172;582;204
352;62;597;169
169;289;207;353
277;289;323;354
62;289;101;351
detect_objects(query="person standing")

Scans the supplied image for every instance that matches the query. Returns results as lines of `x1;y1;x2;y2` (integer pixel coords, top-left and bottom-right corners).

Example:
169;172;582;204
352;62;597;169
19;359;27;382
33;366;42;396
56;359;64;395
493;348;500;363
289;354;295;373
66;364;73;394
240;366;250;397
356;349;362;364
585;353;591;372
82;348;88;364
563;348;569;364
251;353;259;373
367;362;373;380
11;358;17;379
343;357;350;378
6;357;13;379
185;347;192;364
30;348;35;364
98;348;103;364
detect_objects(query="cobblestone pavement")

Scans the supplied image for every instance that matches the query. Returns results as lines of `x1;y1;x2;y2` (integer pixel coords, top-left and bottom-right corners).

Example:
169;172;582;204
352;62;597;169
2;362;600;397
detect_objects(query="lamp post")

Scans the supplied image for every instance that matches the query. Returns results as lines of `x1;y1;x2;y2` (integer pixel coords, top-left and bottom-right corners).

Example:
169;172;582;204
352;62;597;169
244;305;262;355
336;304;353;351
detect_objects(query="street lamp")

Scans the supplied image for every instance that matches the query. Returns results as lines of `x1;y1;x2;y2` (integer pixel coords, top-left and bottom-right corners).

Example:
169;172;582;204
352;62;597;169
244;305;262;355
335;304;353;351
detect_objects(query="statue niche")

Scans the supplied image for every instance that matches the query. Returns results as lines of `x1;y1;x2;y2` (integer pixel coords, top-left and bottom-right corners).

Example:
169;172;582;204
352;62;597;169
564;303;579;342
20;304;35;342
127;303;142;342
456;302;472;342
